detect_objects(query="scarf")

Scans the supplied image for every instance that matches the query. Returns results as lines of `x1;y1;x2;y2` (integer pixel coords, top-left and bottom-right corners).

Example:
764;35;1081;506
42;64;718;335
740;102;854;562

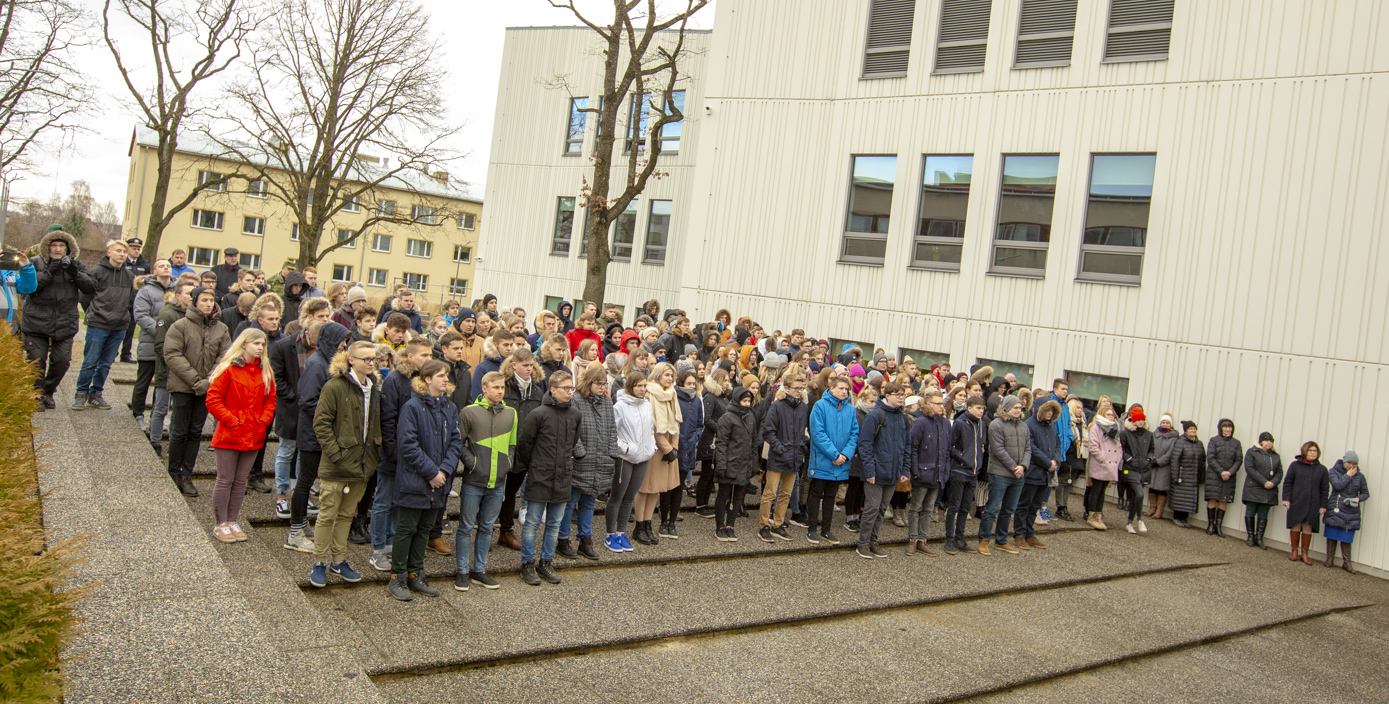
855;401;876;414
1095;414;1118;439
645;381;682;434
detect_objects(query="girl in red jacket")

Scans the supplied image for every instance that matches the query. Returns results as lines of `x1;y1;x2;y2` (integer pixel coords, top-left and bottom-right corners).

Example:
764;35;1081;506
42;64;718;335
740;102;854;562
206;328;278;543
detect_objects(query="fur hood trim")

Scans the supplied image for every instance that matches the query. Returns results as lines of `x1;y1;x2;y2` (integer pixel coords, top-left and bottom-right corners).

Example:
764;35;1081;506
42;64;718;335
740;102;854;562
410;376;455;396
1037;399;1062;423
39;229;81;260
328;350;378;385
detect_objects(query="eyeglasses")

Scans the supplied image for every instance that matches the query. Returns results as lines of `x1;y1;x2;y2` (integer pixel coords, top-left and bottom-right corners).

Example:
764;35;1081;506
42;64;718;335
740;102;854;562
553;385;574;392
351;356;375;363
887;392;906;399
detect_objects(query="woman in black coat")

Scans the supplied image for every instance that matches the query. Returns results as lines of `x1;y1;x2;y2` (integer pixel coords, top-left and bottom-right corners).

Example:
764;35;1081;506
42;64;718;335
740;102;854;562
1282;441;1330;565
1204;418;1242;537
1168;421;1206;528
713;387;760;541
1240;432;1283;549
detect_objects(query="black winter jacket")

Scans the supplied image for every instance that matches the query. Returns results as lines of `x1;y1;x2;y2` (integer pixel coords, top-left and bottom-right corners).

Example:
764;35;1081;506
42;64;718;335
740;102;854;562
1241;446;1283;505
761;394;810;474
909;412;952;488
296;322;351;451
22;232;94;340
268;330;307;439
376;363;420;478
1282;457;1330;531
517;393;585;503
698;389;729;461
82;257;136;330
1205;429;1243;502
1120;425;1154;484
1168;435;1207;514
394;391;462;510
503;375;548;471
1025;415;1062;485
715;390;760;486
858;401;911;484
1324;459;1369;532
950;413;987;478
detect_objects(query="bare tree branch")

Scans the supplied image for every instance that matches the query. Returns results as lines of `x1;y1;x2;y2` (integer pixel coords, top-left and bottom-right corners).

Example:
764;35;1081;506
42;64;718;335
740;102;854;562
0;0;94;177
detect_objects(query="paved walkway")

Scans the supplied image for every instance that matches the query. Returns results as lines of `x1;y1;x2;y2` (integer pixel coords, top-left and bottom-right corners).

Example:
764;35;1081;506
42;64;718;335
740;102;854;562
39;349;1389;703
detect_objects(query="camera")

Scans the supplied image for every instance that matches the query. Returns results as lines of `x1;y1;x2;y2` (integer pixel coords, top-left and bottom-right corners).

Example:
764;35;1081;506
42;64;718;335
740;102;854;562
0;251;20;271
60;256;72;268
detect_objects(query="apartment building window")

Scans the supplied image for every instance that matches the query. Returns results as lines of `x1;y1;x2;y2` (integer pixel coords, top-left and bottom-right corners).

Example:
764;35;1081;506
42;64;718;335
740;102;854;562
191;209;224;231
862;0;916;78
332;264;353;282
291;223;299;241
337;228;356;248
935;0;992;73
341;195;361;213
238;253;261;269
371;234;392;252
990;154;1058;276
610;200;639;261
1065;370;1129;410
241;216;265;236
406;238;433;258
840;155;897;265
1104;0;1174;62
366;268;388;287
453;245;470;263
458;212;476;230
1014;0;1077;68
659;91;685;152
197;170;226;192
401;272;428;292
552;196;575;255
977;358;1034;387
643;200;672;264
411;205;437;224
449;278;468;296
247;180;268;198
900;348;951;371
565;97;588;155
376;199;396;216
625;92;650;154
912;154;972;270
1078;153;1156;285
187;246;218;267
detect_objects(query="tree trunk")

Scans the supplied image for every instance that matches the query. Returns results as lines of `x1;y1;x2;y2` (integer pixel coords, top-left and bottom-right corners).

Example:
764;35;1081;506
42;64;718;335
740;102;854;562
140;137;177;262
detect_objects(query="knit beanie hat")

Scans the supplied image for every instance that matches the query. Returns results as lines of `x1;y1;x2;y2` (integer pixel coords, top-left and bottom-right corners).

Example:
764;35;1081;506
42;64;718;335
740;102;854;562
346;286;367;305
1258;431;1274;444
1000;395;1021;413
676;358;695;375
1181;420;1197;432
1129;407;1145;422
1344;450;1359;464
741;373;759;389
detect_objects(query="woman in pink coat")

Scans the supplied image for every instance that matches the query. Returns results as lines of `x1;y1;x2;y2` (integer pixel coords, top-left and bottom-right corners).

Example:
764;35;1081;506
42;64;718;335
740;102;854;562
1085;405;1123;530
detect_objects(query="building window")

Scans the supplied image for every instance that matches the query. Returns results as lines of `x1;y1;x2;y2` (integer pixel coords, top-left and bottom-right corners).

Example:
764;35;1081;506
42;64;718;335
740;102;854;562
411;205;437;225
336;228;356;248
449;278;468;296
402;272;428;292
241;216;265;236
187;246;218;267
1065;370;1129;411
977;358;1034;388
544;295;567;313
291;223;299;241
900;348;951;371
1104;0;1174;63
453;245;470;263
341;195;360;213
552;196;576;255
332;264;353;282
376;199;396;216
406;238;433;258
366;268;388;287
565;97;588;155
912;154;972;270
841;155;897;265
643;200;672;264
935;0;992;73
1015;0;1077;68
197;170;226;192
991;154;1058;276
625;92;650;154
191;209;224;231
1078;153;1156;285
863;0;916;78
658;91;685;152
248;180;268;198
829;338;877;361
238;253;261;270
458;212;476;230
371;234;392;252
610;200;638;261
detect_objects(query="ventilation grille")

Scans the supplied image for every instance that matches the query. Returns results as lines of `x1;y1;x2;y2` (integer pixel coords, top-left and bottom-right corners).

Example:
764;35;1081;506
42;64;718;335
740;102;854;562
1015;0;1077;67
1105;0;1174;61
863;0;916;78
935;0;992;73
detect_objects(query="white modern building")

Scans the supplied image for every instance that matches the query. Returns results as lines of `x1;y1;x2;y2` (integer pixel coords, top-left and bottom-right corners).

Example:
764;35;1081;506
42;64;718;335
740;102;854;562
480;0;1389;573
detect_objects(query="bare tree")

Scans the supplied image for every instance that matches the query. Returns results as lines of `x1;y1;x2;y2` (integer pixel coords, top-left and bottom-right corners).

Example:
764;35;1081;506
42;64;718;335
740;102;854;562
103;0;261;261
547;0;707;307
0;0;92;175
207;0;462;271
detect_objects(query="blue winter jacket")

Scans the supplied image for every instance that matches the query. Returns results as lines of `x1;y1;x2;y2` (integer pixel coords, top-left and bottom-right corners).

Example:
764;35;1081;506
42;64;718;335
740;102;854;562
857;400;911;484
809;390;859;481
0;264;37;326
375;363;419;478
295;322;351;451
394;391;462;510
676;387;704;471
1026;415;1063;485
908;412;952;488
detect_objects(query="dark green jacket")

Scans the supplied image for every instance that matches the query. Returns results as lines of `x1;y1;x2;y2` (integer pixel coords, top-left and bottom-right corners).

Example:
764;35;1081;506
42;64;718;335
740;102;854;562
152;301;185;388
313;355;382;484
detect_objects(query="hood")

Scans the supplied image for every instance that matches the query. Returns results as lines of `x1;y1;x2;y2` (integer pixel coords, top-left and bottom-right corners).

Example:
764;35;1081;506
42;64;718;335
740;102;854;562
604;321;625;339
394;346;423;376
615;390;647;408
619;329;642;352
39;229;81;260
729;386;754;409
819;388;850;409
1217;418;1235;437
141;276;170;293
315;322;351;364
1036;399;1061;424
410;376;455;397
283;270;308;299
557;301;573;320
482;336;501;361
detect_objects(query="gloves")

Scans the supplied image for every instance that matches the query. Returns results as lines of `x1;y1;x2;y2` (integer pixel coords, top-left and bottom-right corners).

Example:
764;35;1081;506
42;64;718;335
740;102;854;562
193;378;210;395
59;256;72;270
1344;498;1359;509
661;449;677;464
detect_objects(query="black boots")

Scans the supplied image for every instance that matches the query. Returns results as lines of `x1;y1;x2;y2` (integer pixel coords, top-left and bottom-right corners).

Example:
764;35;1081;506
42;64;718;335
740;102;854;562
556;538;578;559
634;521;659;545
1206;507;1217;535
1245;516;1257;547
1213;508;1225;537
520;561;541;586
1056;506;1073;521
1254;517;1267;549
348;514;370;545
1205;507;1226;537
1341;542;1356;574
536;560;561;584
1324;539;1338;567
577;535;599;560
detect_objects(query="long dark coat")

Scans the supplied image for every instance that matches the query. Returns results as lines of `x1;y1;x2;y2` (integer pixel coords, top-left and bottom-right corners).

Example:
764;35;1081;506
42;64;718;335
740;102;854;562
1241;446;1283;506
1168;435;1206;514
1204;428;1243;502
1282;456;1330;531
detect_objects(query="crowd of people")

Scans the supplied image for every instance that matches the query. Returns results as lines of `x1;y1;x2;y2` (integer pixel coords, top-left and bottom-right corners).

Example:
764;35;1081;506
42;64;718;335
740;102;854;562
7;226;1373;599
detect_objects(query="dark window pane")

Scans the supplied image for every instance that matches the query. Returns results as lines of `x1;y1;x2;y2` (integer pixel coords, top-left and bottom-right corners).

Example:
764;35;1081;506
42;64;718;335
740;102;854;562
643;200;671;264
917;155;971;241
1083;226;1146;247
1081;251;1143;278
846;155;896;234
843;237;887;260
924;219;964;238
1085;154;1155;250
994;222;1050;242
552;197;575;254
611;202;638;260
997;154;1057;251
566;98;588;154
913;242;963;264
992;246;1047;270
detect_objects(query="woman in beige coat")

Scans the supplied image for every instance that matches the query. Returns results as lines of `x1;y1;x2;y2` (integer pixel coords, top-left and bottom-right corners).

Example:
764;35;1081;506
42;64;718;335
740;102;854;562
632;362;681;545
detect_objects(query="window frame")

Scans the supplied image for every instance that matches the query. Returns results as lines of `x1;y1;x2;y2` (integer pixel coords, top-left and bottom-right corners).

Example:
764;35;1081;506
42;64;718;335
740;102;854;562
376;199;397;217
197;170;227;192
989;153;1059;278
1013;0;1078;69
290;223;300;242
899;348;951;371
910;153;973;271
366;267;388;287
191;209;224;231
1075;152;1156;286
564;96;588;156
401;272;429;292
1102;0;1175;63
241;215;265;237
405;238;433;259
371;233;392;253
448;277;468;296
331;264;353;282
976;357;1034;388
453;245;471;264
657;91;686;153
458;212;476;230
247;179;268;198
642;199;673;265
187;246;218;267
411;204;437;225
839;154;898;267
238;253;261;270
1064;369;1130;411
624;92;651;155
610;199;639;262
336;228;356;249
340;195;361;213
551;196;576;256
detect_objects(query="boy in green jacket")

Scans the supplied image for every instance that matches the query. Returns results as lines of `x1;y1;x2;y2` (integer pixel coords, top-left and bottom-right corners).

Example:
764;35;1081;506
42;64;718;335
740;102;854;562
453;371;518;591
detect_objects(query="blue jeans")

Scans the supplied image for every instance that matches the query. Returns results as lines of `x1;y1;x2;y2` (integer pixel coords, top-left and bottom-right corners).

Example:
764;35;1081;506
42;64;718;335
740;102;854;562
274;438;296;496
789;471;803;517
456;483;504;574
561;489;596;539
521;499;567;563
370;471;399;551
979;473;1024;543
75;326;123;393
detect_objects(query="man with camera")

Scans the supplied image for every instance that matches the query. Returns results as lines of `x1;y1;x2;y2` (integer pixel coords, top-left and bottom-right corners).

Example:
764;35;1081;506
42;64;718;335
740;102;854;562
22;225;95;410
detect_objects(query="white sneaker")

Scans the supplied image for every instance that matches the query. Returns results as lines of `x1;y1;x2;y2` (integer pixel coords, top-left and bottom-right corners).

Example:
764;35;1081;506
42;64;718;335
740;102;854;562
1137;520;1148;533
369;549;391;572
1035;515;1049;525
884;508;894;519
1126;522;1137;534
283;531;315;553
449;489;459;498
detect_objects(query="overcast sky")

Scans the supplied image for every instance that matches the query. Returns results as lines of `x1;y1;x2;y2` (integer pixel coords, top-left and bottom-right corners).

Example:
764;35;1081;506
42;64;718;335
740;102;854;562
15;0;715;210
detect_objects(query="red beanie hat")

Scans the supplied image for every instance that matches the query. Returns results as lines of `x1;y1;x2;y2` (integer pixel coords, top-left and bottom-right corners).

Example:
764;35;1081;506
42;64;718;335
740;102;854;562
1130;407;1146;422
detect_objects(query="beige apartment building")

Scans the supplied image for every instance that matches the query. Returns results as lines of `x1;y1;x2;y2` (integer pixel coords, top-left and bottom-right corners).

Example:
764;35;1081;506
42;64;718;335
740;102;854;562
122;126;481;310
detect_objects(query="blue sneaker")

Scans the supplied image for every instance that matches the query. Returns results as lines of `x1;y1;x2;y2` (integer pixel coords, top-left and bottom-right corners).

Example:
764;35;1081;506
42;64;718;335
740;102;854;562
1039;507;1055;521
330;560;362;583
309;562;327;588
619;533;634;552
604;534;624;553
